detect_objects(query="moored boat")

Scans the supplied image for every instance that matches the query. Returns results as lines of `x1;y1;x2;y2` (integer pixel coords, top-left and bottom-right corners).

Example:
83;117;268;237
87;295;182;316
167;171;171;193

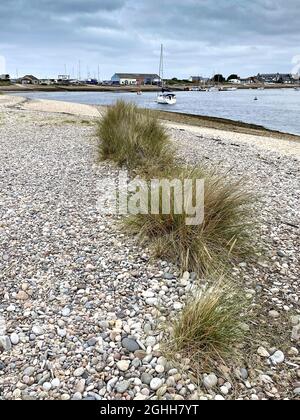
156;45;176;105
157;92;177;105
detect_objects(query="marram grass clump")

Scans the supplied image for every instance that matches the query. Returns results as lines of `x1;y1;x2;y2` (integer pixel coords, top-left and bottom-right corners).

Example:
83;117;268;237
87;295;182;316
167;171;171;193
124;165;255;275
166;281;246;369
96;100;174;172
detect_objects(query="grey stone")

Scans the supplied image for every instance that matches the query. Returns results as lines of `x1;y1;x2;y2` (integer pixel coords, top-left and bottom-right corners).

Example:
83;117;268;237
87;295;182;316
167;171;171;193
0;336;11;352
240;368;249;380
122;337;140;352
141;373;153;385
87;338;97;347
74;367;85;377
116;380;130;393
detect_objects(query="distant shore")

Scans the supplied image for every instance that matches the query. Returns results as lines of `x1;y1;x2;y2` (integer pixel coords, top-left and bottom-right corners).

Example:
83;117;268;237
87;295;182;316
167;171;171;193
1;83;299;93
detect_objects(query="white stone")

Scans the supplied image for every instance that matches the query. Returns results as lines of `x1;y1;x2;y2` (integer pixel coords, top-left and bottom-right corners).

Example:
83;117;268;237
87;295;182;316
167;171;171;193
74;367;85;377
269;310;280;318
203;373;218;389
32;326;44;336
150;378;163;391
270;350;285;365
10;333;19;345
43;382;52;391
62;308;71;317
117;360;130;372
220;386;229;395
51;378;60;388
155;365;165;374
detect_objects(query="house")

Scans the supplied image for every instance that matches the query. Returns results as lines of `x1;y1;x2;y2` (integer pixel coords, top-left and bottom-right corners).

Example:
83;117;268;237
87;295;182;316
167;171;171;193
189;76;202;83
257;73;293;84
39;79;56;85
19;75;40;85
111;73;161;85
228;78;241;84
0;74;10;81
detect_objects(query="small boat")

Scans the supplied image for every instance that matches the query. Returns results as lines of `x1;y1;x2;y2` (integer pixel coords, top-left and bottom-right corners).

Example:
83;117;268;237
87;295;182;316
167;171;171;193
208;86;220;92
223;87;238;91
157;92;177;105
254;96;258;101
156;45;176;105
137;91;142;95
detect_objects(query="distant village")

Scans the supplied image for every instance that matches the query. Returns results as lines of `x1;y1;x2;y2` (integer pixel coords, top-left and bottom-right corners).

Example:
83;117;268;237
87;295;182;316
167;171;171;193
0;72;299;87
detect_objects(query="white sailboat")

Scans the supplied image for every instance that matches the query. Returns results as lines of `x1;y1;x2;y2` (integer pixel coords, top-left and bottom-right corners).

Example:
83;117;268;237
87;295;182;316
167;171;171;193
157;45;177;105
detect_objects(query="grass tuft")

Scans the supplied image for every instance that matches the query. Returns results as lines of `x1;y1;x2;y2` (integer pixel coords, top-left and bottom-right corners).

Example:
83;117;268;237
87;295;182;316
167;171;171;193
96;100;174;172
124;165;255;275
166;281;246;369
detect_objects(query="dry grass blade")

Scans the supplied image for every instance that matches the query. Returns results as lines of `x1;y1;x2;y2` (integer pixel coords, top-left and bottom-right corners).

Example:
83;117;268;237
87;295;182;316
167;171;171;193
96;100;174;173
124;165;255;275
164;281;247;371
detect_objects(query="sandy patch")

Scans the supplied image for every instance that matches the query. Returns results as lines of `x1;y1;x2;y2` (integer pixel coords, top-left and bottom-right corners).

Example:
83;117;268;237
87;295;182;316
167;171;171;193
165;122;300;160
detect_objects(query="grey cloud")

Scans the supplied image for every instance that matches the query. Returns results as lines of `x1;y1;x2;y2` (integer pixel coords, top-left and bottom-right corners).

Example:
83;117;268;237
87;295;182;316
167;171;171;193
0;0;299;78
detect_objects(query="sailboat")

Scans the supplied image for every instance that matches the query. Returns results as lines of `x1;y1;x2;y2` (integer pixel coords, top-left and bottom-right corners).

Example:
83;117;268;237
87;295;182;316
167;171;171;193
157;45;177;105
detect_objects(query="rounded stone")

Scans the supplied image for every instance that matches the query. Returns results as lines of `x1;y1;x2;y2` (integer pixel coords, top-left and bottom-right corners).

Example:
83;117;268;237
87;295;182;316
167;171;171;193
122;338;140;352
32;326;44;336
116;380;130;393
74;367;85;377
257;347;270;358
141;373;153;385
51;378;60;388
43;382;52;392
116;360;130;372
155;365;165;374
10;333;19;345
270;350;285;365
150;378;163;391
203;373;218;389
61;308;71;317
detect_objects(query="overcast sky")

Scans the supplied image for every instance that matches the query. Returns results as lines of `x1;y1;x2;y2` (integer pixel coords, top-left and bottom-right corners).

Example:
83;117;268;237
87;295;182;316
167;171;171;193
0;0;300;79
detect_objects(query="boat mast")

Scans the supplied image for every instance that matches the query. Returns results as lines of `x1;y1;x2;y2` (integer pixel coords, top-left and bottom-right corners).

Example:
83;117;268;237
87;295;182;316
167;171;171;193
159;44;164;91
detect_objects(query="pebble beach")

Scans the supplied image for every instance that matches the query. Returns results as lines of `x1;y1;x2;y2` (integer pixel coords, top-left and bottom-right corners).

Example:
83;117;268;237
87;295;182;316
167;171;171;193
0;95;299;400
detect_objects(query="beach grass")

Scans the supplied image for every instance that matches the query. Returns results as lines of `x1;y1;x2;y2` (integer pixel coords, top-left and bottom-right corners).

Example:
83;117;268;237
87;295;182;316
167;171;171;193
124;165;255;275
96;100;174;172
165;280;246;370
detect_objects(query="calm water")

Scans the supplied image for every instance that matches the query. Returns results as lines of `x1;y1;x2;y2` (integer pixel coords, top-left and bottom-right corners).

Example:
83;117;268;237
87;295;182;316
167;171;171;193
11;89;300;135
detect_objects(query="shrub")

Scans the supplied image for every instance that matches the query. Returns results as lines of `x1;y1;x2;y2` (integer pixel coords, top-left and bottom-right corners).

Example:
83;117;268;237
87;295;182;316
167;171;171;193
96;100;173;172
167;281;246;368
124;165;254;275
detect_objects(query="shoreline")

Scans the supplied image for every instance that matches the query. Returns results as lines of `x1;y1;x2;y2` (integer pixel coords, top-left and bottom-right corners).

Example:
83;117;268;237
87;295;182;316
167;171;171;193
2;92;300;140
1;83;300;93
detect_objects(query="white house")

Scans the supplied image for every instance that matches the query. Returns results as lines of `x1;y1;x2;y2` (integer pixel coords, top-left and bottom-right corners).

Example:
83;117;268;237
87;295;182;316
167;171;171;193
111;73;161;85
0;74;10;81
228;79;241;84
19;75;40;85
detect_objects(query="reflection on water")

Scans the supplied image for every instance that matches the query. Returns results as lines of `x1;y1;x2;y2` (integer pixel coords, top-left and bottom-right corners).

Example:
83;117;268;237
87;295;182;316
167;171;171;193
11;89;300;135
